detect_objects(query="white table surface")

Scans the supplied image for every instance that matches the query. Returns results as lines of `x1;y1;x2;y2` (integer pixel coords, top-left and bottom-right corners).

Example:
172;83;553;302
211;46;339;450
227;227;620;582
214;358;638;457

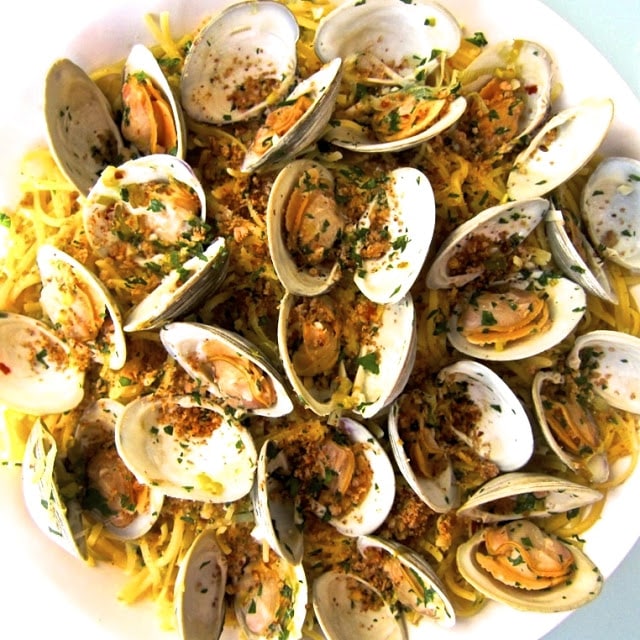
539;6;639;640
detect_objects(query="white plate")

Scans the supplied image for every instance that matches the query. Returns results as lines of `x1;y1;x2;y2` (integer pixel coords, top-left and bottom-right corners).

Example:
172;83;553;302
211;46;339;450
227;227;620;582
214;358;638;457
0;1;639;639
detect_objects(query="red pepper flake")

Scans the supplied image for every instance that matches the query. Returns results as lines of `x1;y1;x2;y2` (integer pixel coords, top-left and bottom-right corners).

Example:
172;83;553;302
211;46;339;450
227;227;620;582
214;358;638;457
525;84;539;95
0;362;11;375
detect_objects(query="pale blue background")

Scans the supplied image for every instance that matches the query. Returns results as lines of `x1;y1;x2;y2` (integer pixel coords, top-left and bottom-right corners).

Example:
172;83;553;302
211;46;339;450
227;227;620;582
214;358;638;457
540;5;639;640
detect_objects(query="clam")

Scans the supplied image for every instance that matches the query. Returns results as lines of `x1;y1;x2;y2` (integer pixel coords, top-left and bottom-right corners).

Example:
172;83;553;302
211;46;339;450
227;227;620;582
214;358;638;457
456;519;603;612
266;159;344;297
353;166;435;304
544;207;618;303
251;439;304;564
314;0;462;84
115;394;257;503
180;0;299;125
388;359;534;512
278;290;416;418
174;529;227;640
37;244;127;370
22;419;87;559
458;39;554;156
457;472;603;523
447;270;587;361
507;97;614;200
356;535;456;629
240;57;343;174
234;552;308;640
425;197;550;290
0;311;85;415
44;58;127;195
70;398;164;539
313;571;406;640
581;156;640;273
121;43;187;158
159;321;293;418
123;237;229;332
303;416;396;537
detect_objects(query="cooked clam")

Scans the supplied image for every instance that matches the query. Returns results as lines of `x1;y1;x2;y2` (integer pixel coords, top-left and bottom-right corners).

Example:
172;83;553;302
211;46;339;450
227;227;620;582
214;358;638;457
160;321;293;418
241;57;343;173
457;519;603;612
37;244;126;370
507;97;614;200
457;472;603;523
581;156;640;273
121;43;187;158
180;0;299;125
115;394;257;503
44;58;127;195
0;312;85;415
278;290;416;418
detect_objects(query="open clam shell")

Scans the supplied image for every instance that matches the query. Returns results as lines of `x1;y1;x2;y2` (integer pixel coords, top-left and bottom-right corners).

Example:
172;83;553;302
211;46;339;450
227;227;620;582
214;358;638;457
353;167;435;305
313;571;407;640
241;57;343;174
307;416;396;537
266;158;343;297
457;472;603;523
448;271;587;362
278;291;416;418
545;207;618;304
357;535;456;628
115;394;257;503
22;419;87;560
44;58;127;195
37;244;127;370
180;0;299;125
581;156;640;273
123;237;229;332
234;552;308;640
566;329;640;414
0;312;85;415
507;97;614;200
425;197;550;290
456;520;603;612
314;0;461;83
174;529;227;640
160;321;293;418
459;39;554;152
251;439;304;565
121;43;187;158
74;398;164;540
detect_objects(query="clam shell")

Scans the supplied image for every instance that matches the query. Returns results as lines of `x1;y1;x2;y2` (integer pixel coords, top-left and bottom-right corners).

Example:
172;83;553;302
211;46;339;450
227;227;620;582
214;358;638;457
181;0;299;124
122;43;187;158
456;520;603;612
160;321;293;418
22;420;87;560
457;472;603;523
241;57;343;174
448;271;587;362
354;167;435;305
115;394;257;503
545;207;618;304
44;58;126;195
313;571;407;640
174;529;227;640
566;329;640;414
581;156;640;273
123;237;229;332
0;312;85;415
37;244;127;370
425;197;550;290
507;97;614;200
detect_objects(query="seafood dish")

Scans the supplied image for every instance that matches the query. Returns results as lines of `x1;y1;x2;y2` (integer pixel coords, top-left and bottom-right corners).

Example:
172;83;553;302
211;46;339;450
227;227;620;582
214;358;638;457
1;1;639;639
